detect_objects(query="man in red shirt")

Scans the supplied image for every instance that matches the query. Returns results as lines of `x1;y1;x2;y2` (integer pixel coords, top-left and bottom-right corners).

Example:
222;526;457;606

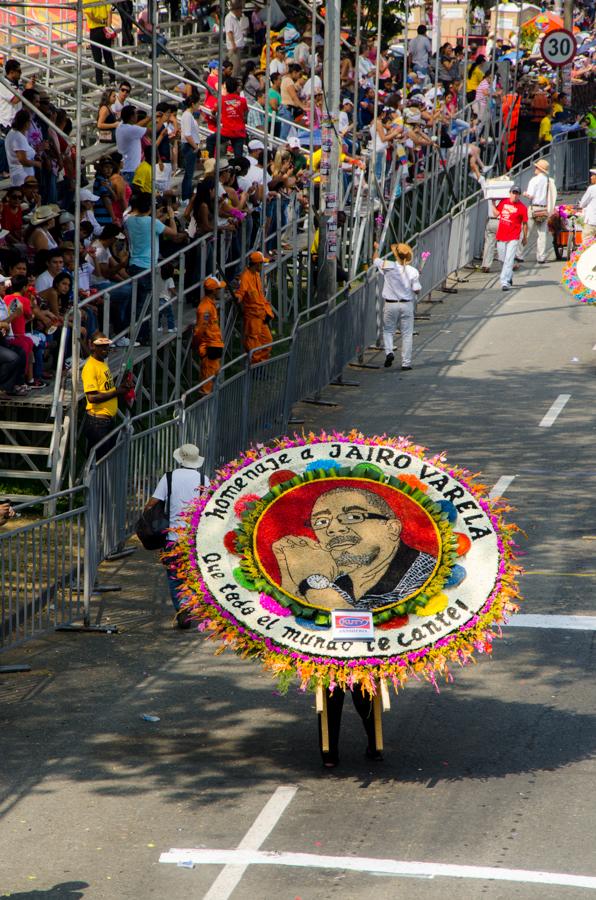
496;186;528;291
220;77;248;158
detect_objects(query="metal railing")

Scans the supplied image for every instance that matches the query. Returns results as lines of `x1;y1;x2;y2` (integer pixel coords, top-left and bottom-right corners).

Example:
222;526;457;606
1;134;588;652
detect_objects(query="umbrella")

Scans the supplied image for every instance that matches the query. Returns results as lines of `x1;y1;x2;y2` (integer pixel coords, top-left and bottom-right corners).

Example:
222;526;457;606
502;50;525;61
523;12;580;33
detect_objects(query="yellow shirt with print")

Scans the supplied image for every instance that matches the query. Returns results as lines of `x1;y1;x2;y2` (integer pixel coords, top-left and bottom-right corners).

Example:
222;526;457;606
82;356;117;418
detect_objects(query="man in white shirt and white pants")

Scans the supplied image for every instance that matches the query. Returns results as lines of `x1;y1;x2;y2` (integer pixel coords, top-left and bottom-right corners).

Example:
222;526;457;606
373;241;421;371
224;1;249;77
521;158;557;264
144;443;210;628
579;168;596;243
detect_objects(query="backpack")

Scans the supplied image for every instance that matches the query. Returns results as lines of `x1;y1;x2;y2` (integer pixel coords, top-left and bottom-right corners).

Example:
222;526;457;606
135;471;173;550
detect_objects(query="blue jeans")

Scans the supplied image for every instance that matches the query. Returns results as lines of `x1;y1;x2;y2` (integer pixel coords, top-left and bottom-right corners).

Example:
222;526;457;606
164;541;184;610
180;143;197;201
94;280;132;333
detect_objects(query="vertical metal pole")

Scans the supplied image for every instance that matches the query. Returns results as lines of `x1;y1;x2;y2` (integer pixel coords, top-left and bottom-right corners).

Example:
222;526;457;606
318;0;341;301
174;252;185;399
69;0;83;491
348;0;362;276
150;0;159;407
305;0;317;309
214;0;225;294
261;0;272;257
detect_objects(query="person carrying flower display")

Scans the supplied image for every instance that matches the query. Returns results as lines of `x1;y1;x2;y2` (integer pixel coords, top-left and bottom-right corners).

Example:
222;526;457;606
193;275;225;395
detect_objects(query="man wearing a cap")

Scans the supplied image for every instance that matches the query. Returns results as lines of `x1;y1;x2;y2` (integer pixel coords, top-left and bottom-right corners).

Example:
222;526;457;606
81;332;128;456
522;158;557;263
194;275;225;393
236;251;274;363
495;186;528;291
145;443;210;627
579;168;596;243
372;241;421;370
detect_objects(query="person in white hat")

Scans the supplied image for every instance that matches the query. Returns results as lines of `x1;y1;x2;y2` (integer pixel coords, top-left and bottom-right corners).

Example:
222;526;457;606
145;443;210;627
79;188;103;237
579;168;596;243
521;157;557;264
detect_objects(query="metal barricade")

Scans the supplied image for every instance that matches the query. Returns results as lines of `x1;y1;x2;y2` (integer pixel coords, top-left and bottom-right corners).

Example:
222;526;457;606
0;489;86;650
288;306;332;403
565;137;589;191
415;217;452;299
126;412;183;535
247;344;292;444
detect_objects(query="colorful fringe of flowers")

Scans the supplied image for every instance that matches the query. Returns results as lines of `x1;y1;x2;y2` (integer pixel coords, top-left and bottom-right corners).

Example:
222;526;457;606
561;238;596;304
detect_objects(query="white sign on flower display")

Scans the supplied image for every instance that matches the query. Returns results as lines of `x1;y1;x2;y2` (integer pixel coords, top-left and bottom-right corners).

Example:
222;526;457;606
540;29;577;67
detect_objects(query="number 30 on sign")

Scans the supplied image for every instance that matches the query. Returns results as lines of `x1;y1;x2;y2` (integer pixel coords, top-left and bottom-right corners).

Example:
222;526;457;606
540;29;577;67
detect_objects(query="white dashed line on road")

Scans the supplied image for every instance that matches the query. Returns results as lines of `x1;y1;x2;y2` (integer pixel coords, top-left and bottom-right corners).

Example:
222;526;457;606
489;476;516;499
539;394;571;427
159;848;596;889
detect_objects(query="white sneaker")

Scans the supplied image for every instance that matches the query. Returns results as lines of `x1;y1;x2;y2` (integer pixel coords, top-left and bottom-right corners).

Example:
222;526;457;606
114;337;130;347
167;327;176;333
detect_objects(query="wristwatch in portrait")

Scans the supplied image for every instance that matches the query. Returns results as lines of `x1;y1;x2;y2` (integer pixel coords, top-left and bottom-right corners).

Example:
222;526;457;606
298;574;331;596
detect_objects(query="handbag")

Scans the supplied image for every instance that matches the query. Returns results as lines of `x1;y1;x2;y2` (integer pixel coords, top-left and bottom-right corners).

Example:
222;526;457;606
135;471;172;550
103;26;117;41
531;207;549;223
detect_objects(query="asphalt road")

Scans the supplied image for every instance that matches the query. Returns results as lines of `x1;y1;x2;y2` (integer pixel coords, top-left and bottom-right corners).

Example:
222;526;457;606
2;241;596;900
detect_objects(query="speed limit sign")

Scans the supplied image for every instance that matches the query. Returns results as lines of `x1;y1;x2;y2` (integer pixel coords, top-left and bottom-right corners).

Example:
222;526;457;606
540;28;577;67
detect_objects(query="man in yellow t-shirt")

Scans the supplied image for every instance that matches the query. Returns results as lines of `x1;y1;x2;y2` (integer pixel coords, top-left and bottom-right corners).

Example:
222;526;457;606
538;107;552;146
83;0;115;86
81;333;126;457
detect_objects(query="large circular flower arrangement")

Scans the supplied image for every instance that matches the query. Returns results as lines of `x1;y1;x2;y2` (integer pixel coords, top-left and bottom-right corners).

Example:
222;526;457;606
168;432;521;694
562;238;596;304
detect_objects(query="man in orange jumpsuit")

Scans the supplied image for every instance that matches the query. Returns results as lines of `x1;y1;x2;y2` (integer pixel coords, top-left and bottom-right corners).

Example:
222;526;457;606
194;275;225;394
235;250;275;363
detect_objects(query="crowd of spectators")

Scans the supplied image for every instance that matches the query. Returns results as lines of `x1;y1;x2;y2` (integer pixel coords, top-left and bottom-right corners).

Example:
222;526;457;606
1;0;594;400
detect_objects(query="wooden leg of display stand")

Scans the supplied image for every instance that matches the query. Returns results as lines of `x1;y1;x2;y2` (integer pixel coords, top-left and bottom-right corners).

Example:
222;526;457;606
373;693;383;752
380;678;390;712
316;685;329;753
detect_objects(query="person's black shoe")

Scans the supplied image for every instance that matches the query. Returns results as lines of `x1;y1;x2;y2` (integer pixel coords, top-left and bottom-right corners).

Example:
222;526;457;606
401;365;412;371
321;751;339;769
365;746;384;762
384;353;394;368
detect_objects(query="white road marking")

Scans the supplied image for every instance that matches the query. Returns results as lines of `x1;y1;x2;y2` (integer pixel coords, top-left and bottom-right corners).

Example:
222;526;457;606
592;343;596;351
198;786;297;900
539;394;571;427
489;475;516;499
506;614;596;631
159;849;596;889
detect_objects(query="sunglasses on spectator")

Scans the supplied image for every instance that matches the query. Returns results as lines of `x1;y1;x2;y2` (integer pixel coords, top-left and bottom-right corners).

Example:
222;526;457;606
120;87;130;93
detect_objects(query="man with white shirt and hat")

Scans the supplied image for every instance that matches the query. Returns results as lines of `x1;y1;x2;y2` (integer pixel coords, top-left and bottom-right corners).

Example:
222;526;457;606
579;168;596;243
372;241;421;371
521;158;557;264
145;443;210;628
